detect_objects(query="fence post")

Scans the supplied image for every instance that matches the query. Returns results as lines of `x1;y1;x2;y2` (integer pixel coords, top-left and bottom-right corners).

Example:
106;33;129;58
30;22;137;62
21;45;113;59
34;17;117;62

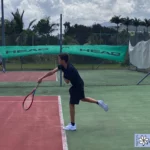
60;14;63;87
1;0;6;70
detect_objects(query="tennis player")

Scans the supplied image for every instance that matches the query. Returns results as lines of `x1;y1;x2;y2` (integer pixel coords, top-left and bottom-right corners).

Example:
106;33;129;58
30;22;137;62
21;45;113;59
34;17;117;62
38;53;108;131
0;55;5;73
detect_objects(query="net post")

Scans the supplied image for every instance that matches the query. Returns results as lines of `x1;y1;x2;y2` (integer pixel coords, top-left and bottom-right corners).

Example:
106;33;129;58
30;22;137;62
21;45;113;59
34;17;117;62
1;0;6;71
60;14;63;87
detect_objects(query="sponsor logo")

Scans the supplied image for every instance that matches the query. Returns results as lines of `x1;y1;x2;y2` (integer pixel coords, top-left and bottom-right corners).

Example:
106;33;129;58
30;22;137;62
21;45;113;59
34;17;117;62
6;48;49;54
80;49;120;56
135;134;150;147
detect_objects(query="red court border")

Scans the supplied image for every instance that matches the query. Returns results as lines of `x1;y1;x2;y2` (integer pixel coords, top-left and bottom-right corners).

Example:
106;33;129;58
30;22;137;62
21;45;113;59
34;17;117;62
0;71;58;82
0;95;68;150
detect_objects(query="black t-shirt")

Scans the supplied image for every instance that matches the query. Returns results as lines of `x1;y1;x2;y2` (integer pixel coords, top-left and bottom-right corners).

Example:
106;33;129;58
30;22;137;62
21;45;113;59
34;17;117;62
58;63;84;87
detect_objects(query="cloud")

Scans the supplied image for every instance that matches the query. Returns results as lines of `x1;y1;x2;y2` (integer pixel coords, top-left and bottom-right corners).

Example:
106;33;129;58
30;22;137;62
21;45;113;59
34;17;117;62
1;0;150;29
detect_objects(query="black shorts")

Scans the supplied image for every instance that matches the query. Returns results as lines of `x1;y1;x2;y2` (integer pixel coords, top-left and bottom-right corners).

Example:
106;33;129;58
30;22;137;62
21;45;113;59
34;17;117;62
69;86;85;105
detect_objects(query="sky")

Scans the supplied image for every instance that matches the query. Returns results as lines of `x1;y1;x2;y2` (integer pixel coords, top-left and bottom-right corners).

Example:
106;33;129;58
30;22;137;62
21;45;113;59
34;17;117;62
1;0;150;29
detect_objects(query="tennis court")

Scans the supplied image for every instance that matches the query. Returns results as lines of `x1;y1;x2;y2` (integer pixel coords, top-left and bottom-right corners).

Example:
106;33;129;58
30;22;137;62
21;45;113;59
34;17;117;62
0;96;67;150
0;71;57;82
0;69;150;150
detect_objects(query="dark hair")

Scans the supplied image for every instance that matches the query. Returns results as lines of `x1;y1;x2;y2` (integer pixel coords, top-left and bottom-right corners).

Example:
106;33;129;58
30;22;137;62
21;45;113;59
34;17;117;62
58;53;69;63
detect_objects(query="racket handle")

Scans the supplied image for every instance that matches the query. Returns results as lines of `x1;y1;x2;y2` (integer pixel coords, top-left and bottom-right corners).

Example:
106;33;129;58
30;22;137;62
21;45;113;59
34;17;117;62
35;83;40;89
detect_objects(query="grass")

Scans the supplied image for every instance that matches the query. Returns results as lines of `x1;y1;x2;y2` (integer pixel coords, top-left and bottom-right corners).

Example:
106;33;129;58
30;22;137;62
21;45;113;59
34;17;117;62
61;85;150;150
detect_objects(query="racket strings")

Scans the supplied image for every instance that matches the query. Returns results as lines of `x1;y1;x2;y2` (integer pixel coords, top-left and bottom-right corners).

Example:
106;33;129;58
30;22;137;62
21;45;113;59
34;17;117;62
23;94;33;110
23;84;39;111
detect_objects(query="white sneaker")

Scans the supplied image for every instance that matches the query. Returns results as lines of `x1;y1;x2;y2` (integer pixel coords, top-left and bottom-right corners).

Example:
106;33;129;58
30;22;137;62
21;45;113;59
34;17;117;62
63;123;76;131
2;68;5;73
98;100;108;112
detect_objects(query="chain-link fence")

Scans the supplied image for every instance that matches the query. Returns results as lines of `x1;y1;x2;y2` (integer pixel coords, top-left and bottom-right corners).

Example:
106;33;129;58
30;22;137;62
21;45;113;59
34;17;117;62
0;30;150;87
0;31;150;70
129;32;150;46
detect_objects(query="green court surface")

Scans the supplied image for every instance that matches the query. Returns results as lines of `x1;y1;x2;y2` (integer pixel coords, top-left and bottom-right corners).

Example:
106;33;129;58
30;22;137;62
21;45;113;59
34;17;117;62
6;63;123;70
0;70;150;150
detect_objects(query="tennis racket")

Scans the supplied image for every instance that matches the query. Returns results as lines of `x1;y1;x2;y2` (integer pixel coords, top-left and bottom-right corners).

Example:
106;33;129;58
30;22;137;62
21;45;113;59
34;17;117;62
22;83;40;111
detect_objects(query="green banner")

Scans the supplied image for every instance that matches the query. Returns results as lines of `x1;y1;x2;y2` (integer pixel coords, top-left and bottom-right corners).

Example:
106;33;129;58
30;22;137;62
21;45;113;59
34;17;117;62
0;45;128;62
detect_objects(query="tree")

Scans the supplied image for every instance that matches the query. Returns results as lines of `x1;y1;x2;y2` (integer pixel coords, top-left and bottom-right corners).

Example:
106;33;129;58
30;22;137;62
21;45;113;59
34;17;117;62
11;9;36;45
91;24;102;33
0;19;16;45
87;24;102;44
63;36;79;45
132;18;141;33
64;22;71;33
63;23;91;45
87;33;103;44
142;19;150;32
110;15;122;44
33;17;58;36
110;15;122;33
3;19;14;35
33;17;58;44
132;18;141;44
121;17;132;33
11;9;24;34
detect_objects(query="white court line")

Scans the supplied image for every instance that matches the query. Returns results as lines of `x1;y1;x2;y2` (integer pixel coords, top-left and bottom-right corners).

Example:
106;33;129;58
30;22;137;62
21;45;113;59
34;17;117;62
0;100;58;103
58;96;68;150
0;95;58;97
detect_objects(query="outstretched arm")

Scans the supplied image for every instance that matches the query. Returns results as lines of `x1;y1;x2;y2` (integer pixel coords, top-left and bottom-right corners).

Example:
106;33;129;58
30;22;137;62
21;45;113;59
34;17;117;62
38;67;58;83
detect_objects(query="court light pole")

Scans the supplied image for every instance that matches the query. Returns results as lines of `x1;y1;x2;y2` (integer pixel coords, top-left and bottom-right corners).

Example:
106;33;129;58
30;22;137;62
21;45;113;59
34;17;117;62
1;0;6;70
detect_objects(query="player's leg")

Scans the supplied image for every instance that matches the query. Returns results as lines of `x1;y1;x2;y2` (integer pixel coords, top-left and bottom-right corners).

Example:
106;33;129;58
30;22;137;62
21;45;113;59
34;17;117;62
63;103;77;131
81;97;108;111
80;85;108;112
63;87;79;131
70;104;75;125
0;63;2;71
81;97;97;103
77;83;108;111
0;62;5;73
2;65;5;73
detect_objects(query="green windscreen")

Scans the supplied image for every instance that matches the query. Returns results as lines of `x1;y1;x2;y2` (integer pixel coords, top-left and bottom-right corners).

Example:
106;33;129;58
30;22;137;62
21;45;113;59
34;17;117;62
0;45;128;62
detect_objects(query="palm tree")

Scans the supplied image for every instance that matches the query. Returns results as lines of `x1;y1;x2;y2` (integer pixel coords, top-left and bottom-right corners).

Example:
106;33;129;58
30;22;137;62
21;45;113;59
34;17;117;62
11;9;36;69
121;17;132;33
132;18;141;33
11;9;36;45
132;18;141;44
64;22;70;33
110;15;122;33
110;15;122;44
142;19;150;32
33;17;58;36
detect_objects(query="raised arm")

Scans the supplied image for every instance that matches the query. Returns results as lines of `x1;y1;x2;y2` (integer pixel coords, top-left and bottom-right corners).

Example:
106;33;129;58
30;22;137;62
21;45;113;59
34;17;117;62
38;67;58;83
